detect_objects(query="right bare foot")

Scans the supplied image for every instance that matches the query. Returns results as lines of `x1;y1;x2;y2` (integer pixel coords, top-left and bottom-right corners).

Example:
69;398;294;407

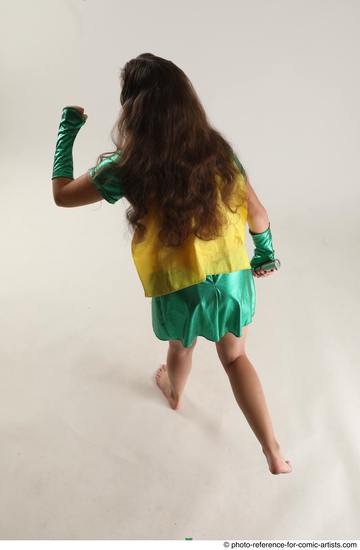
154;364;180;410
262;446;293;475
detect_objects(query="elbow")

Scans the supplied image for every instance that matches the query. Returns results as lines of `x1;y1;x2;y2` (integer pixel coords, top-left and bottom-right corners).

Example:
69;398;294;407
248;204;268;223
52;190;65;207
247;207;270;231
53;196;63;207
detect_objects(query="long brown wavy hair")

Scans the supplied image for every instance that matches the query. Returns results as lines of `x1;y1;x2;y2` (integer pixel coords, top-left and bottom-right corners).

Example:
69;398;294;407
95;52;248;247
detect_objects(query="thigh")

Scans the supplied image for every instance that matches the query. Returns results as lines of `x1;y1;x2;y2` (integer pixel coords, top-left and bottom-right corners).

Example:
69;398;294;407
215;325;250;367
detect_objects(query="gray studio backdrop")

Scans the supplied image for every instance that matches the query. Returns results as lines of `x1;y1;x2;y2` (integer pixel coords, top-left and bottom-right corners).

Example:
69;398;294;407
1;0;359;541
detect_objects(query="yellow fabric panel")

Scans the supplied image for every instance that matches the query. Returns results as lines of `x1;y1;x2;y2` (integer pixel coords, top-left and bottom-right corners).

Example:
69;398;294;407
132;163;251;297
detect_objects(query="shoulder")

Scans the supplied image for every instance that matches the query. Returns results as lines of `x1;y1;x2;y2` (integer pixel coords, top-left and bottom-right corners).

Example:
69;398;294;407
88;150;125;204
232;152;246;175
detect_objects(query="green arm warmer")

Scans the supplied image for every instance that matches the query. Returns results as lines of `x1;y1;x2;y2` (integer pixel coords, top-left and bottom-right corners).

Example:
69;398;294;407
249;223;275;270
52;106;87;179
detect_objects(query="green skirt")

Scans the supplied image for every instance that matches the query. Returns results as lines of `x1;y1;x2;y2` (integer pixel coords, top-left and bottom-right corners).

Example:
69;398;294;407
151;268;256;348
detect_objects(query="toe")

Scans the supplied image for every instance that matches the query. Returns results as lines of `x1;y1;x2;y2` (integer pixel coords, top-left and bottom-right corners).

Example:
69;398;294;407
155;365;167;382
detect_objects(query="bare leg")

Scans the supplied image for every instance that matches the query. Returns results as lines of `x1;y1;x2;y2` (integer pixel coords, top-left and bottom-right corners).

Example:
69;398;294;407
155;338;197;410
216;327;292;475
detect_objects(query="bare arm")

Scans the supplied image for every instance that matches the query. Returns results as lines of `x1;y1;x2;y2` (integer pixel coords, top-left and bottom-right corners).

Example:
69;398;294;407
52;173;104;207
245;178;270;233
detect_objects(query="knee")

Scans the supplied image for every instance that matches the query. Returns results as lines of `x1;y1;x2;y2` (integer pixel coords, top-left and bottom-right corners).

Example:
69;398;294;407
223;350;247;370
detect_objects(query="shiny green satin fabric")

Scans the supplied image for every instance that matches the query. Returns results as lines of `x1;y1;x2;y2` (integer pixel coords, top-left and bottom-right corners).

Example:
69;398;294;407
88;152;125;204
52;107;87;179
151;268;256;348
249;223;275;270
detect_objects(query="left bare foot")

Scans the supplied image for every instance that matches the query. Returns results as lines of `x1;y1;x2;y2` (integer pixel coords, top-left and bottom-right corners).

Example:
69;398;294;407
155;364;180;410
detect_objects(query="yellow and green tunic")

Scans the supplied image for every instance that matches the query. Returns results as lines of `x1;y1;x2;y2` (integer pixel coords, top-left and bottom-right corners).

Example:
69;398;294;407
88;152;256;347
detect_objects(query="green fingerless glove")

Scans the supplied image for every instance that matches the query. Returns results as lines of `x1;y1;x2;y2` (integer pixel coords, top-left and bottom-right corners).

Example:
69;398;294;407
51;106;87;179
249;222;276;270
